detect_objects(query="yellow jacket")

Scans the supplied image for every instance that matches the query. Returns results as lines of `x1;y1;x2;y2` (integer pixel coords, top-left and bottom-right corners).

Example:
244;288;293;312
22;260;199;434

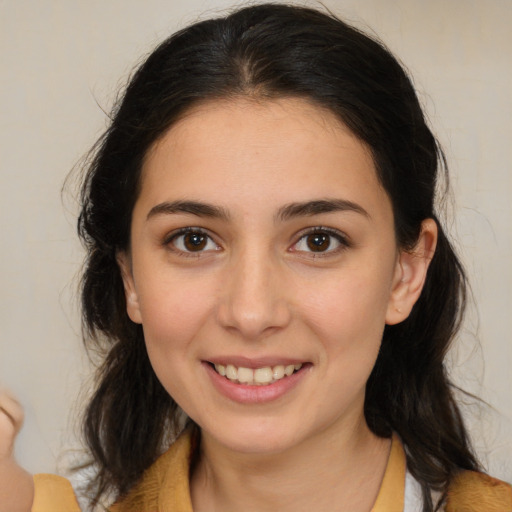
32;430;512;512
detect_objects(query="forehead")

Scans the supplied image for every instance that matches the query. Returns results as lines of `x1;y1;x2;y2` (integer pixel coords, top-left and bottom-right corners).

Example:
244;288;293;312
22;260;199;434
138;97;391;221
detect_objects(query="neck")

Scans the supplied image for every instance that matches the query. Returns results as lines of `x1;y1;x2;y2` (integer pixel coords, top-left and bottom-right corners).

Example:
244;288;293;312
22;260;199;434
190;416;391;512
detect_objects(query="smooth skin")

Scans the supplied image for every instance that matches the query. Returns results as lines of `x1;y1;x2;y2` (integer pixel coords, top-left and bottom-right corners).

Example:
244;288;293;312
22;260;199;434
119;98;437;512
0;97;437;512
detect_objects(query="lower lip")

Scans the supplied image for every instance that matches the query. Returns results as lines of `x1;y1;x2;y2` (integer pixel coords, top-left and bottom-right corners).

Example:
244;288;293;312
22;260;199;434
204;362;310;404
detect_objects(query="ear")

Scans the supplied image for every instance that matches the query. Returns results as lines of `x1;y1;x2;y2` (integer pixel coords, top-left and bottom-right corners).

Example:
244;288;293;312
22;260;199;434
116;251;143;324
386;219;438;325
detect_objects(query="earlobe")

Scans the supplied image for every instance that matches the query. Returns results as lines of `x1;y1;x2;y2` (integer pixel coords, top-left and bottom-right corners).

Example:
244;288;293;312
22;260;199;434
116;251;143;324
386;219;438;325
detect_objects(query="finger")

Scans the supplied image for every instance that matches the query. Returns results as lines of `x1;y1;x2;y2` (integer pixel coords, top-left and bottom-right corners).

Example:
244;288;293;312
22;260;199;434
0;391;24;434
0;392;24;459
0;406;15;426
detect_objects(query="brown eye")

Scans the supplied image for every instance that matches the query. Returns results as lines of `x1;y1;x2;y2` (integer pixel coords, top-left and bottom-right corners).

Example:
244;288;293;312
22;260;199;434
306;233;331;252
183;232;207;251
170;229;219;253
292;229;347;255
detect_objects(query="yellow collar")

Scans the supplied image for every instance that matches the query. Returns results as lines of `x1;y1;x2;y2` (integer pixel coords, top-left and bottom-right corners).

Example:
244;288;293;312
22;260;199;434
112;430;406;512
371;434;406;512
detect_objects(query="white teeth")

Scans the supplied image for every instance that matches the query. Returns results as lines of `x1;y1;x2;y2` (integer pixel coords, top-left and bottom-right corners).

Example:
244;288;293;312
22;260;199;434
237;367;253;383
213;363;303;385
284;364;295;376
272;365;285;380
226;364;237;380
254;367;273;384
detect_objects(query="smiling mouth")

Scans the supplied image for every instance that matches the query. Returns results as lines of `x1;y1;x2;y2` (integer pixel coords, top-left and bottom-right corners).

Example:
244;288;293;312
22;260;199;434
211;363;303;386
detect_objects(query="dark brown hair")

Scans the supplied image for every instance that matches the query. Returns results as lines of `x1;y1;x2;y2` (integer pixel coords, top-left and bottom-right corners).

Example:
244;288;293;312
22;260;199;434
77;4;479;510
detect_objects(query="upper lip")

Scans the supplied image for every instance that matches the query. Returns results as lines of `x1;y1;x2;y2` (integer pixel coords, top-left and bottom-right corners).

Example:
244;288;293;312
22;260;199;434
205;356;307;369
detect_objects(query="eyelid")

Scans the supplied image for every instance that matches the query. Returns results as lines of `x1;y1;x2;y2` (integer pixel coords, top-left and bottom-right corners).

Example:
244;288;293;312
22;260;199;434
289;226;351;255
163;227;221;255
161;225;350;258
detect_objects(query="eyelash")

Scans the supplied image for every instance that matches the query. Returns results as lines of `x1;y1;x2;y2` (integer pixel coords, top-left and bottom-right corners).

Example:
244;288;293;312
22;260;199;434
290;227;351;256
163;227;220;256
163;226;351;257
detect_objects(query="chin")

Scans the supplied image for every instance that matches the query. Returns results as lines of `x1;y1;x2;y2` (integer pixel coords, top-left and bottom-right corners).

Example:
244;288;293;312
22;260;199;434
200;416;307;455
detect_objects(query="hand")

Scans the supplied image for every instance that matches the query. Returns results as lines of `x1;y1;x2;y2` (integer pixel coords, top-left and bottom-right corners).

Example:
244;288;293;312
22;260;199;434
0;391;24;459
0;391;34;512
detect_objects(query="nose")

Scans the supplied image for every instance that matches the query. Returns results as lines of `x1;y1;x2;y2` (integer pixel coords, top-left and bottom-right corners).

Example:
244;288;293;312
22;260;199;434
216;246;292;341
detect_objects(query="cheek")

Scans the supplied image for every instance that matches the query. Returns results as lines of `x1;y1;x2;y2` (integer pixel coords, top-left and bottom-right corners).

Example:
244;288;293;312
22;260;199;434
299;271;391;342
136;277;214;408
297;268;392;387
136;273;217;358
291;278;386;427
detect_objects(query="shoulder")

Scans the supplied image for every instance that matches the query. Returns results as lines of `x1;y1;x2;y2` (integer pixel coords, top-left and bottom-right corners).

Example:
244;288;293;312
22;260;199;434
32;428;195;512
32;473;81;512
446;470;512;512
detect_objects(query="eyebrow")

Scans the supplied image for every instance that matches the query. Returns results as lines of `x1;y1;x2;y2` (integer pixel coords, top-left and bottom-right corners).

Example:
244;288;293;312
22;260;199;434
146;198;369;223
147;200;231;221
276;199;370;221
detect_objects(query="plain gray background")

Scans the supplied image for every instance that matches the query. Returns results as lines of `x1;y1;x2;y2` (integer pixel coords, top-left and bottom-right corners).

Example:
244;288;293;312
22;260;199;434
1;0;510;483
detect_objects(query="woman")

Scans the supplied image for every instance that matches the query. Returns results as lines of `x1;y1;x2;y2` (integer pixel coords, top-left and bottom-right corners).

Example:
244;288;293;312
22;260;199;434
1;4;511;511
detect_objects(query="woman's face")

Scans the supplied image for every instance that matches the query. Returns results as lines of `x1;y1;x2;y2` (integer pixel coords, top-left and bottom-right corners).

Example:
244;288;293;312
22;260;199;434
120;98;424;454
